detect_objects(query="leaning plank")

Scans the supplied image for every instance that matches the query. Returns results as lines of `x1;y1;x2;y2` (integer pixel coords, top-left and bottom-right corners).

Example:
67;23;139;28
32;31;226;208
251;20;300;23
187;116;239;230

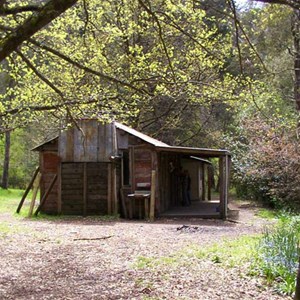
16;167;40;213
149;170;156;221
34;174;57;216
28;172;42;217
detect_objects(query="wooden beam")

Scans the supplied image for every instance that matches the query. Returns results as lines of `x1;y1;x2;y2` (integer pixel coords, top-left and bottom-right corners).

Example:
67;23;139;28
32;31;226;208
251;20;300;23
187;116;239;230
219;156;229;220
83;162;87;216
34;174;57;216
57;163;62;214
201;164;206;201
149;170;156;221
28;172;42;217
113;164;118;215
107;163;112;214
207;165;212;201
219;157;224;218
16;166;40;213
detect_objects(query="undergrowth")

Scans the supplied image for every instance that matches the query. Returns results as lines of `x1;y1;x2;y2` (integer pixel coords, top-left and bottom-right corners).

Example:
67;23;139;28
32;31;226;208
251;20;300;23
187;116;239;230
255;215;300;296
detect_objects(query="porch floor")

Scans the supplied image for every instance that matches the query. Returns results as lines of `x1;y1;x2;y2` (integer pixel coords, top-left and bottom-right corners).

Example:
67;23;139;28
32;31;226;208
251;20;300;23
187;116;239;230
160;200;220;218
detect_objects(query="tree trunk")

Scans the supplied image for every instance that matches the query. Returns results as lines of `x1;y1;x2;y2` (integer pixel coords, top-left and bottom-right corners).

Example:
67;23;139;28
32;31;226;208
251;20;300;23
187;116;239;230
292;9;300;300
292;9;300;111
1;131;10;189
295;255;300;300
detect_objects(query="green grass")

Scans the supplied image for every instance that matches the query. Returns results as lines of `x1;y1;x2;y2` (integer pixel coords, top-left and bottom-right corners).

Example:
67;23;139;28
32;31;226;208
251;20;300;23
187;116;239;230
135;235;259;271
0;187;42;218
256;208;277;219
193;236;259;267
0;188;30;213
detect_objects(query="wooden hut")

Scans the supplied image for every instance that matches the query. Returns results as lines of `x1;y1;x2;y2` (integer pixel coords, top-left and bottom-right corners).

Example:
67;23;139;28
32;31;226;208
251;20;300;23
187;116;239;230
32;120;231;219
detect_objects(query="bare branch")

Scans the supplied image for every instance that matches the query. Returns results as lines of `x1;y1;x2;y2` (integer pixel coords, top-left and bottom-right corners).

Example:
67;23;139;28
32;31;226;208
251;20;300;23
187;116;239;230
0;0;78;62
228;0;244;74
16;49;64;99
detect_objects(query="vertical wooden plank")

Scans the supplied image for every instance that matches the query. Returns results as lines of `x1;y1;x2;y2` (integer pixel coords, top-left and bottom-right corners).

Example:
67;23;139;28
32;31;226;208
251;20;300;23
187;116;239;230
83;162;87;216
219;156;225;219
83;120;98;161
105;123;112;160
130;147;135;190
207;165;212;201
144;198;148;218
107;163;112;214
223;155;230;219
57;162;62;214
149;170;156;221
67;127;74;161
202;163;206;201
113;164;118;215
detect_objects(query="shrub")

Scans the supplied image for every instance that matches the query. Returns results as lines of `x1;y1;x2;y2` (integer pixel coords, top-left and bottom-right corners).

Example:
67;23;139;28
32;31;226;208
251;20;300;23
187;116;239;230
229;117;300;209
256;216;300;295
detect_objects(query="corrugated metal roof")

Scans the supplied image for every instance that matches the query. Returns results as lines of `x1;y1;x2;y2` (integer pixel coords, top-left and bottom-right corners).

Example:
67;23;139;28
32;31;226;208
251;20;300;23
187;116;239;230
31;136;58;151
114;121;170;147
156;145;230;157
189;156;212;164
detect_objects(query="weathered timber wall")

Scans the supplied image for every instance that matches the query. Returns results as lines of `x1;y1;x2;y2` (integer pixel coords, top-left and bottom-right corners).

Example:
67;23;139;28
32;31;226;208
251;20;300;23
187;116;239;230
59;120;114;162
61;162;110;215
40;151;60;213
133;147;152;189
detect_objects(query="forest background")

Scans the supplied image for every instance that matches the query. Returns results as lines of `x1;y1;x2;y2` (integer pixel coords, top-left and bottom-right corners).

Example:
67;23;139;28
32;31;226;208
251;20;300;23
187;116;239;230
0;0;299;211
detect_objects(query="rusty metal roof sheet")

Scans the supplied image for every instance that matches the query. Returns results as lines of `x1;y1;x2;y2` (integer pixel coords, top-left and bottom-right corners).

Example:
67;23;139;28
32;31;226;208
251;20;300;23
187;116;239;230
156;145;230;157
114;121;170;147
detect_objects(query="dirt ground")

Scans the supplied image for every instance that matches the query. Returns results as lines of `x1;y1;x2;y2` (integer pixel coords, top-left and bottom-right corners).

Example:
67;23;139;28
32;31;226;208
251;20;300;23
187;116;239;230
0;204;292;300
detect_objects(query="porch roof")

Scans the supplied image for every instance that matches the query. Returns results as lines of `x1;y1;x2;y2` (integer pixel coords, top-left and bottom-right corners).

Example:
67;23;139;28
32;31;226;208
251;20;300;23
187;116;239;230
156;145;230;157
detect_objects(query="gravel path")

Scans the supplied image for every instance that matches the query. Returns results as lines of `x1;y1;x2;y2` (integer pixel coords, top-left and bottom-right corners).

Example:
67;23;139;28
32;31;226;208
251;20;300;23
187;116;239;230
0;204;291;300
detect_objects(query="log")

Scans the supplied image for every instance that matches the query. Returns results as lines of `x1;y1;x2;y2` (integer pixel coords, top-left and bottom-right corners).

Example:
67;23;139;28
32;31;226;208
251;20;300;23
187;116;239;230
34;174;57;216
28;172;42;217
16;167;40;213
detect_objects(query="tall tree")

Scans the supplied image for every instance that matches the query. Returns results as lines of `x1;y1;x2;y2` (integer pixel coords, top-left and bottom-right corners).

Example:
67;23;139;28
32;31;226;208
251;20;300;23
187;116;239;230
0;130;10;189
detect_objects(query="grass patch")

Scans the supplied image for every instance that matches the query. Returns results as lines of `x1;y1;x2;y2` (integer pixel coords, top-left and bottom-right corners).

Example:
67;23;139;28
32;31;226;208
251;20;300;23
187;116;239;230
193;235;259;267
256;208;277;219
0;188;29;213
135;235;259;271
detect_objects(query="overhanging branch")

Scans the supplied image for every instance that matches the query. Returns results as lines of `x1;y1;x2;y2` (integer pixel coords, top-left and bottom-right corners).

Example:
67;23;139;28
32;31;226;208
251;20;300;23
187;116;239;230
0;0;78;62
28;38;151;95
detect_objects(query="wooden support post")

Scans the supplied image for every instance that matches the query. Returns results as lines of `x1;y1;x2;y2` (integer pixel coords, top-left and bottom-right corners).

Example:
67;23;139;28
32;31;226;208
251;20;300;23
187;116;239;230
34;174;57;216
149;170;156;221
219;157;224;219
144;197;149;219
57;163;62;214
207;165;212;201
16;167;40;213
219;156;229;220
201;164;206;201
83;162;87;216
113;164;118;215
107;164;112;215
28;172;41;217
